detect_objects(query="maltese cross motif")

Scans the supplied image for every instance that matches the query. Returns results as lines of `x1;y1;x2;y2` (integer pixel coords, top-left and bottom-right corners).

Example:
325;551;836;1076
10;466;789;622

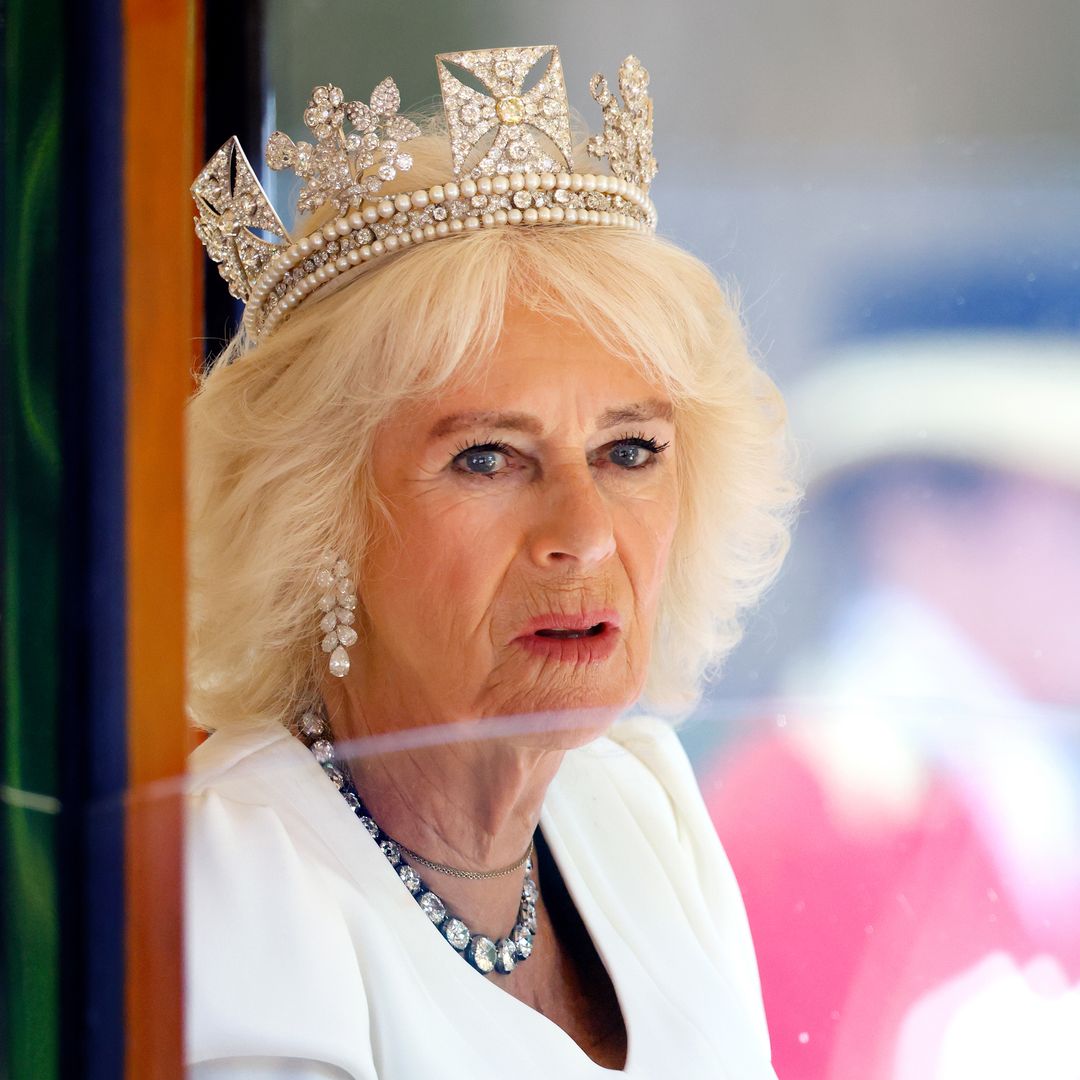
436;45;574;179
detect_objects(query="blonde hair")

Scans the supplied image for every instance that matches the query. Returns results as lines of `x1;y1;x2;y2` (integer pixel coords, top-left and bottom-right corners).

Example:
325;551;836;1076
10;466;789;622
187;118;801;732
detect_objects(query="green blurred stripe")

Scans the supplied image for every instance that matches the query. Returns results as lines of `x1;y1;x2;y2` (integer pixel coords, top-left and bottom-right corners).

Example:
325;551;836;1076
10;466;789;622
2;0;64;1077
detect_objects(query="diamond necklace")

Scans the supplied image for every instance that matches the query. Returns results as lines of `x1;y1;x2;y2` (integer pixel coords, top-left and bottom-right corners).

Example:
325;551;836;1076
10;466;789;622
297;709;537;975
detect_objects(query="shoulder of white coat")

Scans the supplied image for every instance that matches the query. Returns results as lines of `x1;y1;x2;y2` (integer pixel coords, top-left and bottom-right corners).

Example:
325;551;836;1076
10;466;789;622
556;715;683;844
185;730;377;1074
592;713;774;1059
607;713;697;783
604;714;701;836
186;722;301;800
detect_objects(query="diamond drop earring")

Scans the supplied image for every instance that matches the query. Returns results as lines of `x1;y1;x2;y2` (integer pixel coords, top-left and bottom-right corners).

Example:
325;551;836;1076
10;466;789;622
316;548;359;677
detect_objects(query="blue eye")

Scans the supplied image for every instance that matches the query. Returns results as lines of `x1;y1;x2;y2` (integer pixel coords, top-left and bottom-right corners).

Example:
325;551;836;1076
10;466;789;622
609;436;669;469
452;442;513;475
610;443;648;468
462;450;503;474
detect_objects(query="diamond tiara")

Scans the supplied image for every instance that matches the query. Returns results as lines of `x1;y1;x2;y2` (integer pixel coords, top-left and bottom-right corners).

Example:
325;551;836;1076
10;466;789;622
191;45;658;343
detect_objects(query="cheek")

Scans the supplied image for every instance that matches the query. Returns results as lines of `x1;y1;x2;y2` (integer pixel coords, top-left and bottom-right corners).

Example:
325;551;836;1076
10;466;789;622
618;490;680;610
365;494;519;633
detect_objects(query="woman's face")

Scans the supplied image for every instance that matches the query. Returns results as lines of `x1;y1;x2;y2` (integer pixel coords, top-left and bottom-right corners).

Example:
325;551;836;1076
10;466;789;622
349;302;680;741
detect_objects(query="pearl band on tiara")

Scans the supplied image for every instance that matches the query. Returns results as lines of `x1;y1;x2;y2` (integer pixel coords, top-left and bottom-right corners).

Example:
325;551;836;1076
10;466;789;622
191;45;658;344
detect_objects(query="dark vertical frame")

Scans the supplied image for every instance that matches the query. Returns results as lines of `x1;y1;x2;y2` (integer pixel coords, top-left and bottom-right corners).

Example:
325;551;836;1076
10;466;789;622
202;0;266;359
61;0;127;1076
1;0;128;1075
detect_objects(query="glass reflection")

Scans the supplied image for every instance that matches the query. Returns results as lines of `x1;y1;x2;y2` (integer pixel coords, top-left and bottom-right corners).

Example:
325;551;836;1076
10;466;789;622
701;335;1080;1078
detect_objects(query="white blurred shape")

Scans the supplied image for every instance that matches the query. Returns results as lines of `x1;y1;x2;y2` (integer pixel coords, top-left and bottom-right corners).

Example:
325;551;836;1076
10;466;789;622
790;334;1080;491
894;952;1080;1080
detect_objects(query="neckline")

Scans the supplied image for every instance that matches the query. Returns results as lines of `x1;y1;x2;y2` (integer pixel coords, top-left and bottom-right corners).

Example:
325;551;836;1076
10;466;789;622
269;729;636;1074
439;781;634;1073
544;791;635;1072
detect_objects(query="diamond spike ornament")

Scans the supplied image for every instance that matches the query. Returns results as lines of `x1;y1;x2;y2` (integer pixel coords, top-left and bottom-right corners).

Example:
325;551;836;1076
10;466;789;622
437;46;573;178
191;137;290;302
587;55;657;191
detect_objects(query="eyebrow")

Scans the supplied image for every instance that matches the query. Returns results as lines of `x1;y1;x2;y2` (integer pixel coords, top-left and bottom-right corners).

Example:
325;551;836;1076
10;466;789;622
427;398;675;441
597;398;675;428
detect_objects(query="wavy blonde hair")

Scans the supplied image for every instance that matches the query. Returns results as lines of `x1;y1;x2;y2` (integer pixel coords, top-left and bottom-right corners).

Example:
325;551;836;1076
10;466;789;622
187;116;801;732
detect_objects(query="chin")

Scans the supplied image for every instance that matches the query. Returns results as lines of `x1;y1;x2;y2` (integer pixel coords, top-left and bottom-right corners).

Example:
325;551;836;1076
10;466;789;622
499;691;637;752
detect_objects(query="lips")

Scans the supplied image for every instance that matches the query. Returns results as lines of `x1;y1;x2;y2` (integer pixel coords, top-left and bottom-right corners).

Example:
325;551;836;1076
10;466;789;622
535;624;607;640
514;610;622;663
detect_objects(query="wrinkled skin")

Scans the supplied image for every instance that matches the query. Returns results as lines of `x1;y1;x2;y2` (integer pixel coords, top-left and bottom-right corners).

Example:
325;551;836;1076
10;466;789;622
332;300;680;750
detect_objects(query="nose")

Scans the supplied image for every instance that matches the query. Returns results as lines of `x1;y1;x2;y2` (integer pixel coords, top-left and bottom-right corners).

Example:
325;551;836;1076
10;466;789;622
526;462;617;568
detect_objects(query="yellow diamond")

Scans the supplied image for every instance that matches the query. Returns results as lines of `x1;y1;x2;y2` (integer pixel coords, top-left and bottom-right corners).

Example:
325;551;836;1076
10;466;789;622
496;96;526;125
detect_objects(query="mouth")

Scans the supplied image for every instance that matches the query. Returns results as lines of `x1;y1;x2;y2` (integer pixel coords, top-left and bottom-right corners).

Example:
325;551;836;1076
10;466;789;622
514;611;622;663
534;623;609;640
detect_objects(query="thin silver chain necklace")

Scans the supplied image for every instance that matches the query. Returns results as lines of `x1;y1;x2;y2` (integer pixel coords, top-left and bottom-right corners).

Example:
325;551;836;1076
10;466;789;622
297;708;537;975
395;836;534;881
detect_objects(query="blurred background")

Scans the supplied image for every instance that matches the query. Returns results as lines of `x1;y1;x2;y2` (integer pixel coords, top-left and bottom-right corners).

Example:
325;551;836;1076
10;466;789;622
3;0;1078;1076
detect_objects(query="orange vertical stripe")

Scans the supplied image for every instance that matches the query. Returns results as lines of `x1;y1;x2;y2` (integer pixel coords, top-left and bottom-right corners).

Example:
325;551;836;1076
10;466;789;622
123;0;201;1076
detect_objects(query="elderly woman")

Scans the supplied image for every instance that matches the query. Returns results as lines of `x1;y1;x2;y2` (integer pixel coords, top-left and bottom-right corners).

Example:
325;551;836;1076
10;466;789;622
186;47;797;1079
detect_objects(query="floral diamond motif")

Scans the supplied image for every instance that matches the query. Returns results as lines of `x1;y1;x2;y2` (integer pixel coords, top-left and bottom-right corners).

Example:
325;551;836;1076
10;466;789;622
587;55;658;190
265;79;421;217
